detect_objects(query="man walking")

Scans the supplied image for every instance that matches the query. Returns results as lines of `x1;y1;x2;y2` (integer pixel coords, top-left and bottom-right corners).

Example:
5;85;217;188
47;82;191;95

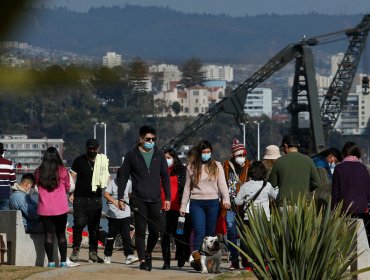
69;139;110;263
0;143;16;210
269;134;321;206
117;125;170;271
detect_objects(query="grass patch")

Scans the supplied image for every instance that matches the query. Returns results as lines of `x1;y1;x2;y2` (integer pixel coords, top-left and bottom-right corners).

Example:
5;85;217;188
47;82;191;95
214;271;257;280
0;265;49;280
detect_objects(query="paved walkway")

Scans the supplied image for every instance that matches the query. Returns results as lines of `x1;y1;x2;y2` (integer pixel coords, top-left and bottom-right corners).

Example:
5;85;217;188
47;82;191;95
25;248;234;280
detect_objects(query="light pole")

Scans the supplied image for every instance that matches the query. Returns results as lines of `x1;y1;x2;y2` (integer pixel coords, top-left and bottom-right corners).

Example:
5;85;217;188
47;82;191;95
254;120;264;160
240;123;246;147
94;122;107;155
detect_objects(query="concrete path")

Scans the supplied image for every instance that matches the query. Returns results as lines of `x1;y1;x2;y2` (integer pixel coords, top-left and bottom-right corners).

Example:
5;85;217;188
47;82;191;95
25;248;233;280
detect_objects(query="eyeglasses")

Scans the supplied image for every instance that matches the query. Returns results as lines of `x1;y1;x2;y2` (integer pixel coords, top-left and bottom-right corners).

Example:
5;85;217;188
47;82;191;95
144;137;157;142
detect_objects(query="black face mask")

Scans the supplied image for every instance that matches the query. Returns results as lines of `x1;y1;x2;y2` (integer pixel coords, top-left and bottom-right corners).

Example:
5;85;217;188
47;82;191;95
87;151;97;159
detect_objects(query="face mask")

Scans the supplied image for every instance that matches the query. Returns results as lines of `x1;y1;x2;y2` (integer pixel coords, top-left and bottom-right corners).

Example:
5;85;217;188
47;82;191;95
87;151;97;159
166;158;174;166
201;153;211;162
143;141;155;150
235;157;245;166
329;162;336;173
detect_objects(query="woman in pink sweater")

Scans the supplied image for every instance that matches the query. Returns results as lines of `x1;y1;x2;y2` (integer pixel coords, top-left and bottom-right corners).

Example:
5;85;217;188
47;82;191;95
180;140;230;252
35;147;70;267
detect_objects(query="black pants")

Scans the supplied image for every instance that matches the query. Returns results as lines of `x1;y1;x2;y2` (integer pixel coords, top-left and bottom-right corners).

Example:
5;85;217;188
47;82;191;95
130;197;161;261
104;217;134;257
39;214;68;263
161;210;186;263
72;197;102;252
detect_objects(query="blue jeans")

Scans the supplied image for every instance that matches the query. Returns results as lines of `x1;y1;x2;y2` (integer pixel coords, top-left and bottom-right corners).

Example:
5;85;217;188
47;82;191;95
189;199;220;251
226;210;239;262
0;199;9;210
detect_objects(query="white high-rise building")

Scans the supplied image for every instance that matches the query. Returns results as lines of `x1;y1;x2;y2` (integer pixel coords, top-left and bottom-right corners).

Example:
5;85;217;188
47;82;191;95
149;64;182;91
102;52;122;68
244;88;272;117
331;53;344;76
202;65;234;82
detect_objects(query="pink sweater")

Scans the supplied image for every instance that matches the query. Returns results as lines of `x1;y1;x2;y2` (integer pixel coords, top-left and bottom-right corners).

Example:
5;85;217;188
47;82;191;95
37;167;70;216
180;161;230;212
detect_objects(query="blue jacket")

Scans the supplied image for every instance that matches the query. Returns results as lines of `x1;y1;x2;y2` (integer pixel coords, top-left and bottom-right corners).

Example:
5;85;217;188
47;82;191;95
9;184;43;233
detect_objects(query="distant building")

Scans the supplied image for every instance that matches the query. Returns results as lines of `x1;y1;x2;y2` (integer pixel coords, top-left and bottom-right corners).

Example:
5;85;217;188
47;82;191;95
331;53;345;76
102;52;122;68
202;64;234;82
244;88;272;117
149;64;182;91
0;135;64;171
153;85;225;117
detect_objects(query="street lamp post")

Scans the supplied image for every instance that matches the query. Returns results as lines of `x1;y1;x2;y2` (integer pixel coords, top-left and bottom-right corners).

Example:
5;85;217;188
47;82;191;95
240;123;246;147
93;122;107;155
254;120;264;161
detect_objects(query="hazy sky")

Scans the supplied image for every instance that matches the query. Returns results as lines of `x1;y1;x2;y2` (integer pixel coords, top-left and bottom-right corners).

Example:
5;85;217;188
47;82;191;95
41;0;369;16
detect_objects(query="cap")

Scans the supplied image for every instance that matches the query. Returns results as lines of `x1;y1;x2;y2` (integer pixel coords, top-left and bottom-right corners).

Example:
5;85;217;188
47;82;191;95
231;138;247;156
86;138;99;148
0;143;6;152
280;134;300;148
263;145;281;160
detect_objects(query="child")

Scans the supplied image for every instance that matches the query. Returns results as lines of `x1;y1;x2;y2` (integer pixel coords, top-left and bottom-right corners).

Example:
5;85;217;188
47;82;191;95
103;174;138;265
234;161;278;270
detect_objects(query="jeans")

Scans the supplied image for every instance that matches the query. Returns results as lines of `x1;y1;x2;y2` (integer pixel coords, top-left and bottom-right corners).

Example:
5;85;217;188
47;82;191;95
226;210;239;262
189;199;220;251
0;198;9;210
130;197;161;261
104;217;134;257
72;197;102;252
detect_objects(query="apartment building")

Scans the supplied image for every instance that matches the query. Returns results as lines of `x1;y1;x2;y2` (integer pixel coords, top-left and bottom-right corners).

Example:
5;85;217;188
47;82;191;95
244;88;272;117
202;64;234;82
102;52;122;68
0;135;64;171
149;64;182;91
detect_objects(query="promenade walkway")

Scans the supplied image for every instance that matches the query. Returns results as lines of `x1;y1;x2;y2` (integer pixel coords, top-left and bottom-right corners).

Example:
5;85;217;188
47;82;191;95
25;248;254;280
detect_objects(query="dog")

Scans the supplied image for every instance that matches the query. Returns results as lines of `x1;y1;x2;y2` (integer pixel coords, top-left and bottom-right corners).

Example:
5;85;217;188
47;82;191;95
189;236;222;274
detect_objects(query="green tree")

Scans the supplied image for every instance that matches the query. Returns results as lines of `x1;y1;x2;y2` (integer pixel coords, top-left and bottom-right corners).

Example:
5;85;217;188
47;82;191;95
171;101;181;115
180;57;205;87
128;57;149;93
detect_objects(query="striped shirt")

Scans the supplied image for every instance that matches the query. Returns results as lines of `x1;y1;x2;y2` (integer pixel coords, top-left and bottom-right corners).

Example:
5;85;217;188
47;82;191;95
0;156;16;199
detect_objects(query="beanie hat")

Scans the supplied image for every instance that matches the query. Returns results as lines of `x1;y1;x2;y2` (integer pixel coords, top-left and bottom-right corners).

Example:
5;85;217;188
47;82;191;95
263;145;281;160
231;139;247;156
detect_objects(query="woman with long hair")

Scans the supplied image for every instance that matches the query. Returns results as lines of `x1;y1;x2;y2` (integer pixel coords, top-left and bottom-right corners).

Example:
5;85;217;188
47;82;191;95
179;140;230;253
160;148;187;269
35;147;71;267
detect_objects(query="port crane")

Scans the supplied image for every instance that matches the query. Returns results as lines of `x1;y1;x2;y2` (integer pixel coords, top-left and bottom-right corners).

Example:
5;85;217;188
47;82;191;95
164;14;370;155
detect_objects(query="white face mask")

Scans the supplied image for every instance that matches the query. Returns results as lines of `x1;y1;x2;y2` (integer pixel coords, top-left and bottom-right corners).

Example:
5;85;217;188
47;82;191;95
235;157;245;166
166;158;174;167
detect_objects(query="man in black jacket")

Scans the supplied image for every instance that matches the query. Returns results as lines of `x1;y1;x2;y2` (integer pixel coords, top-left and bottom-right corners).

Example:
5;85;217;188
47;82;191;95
117;125;170;271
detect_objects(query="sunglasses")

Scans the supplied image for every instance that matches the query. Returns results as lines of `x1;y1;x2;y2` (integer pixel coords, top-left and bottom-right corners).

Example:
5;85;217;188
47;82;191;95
143;137;157;142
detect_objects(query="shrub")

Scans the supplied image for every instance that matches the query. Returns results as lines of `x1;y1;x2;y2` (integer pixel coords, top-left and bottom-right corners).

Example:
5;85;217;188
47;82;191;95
232;195;370;279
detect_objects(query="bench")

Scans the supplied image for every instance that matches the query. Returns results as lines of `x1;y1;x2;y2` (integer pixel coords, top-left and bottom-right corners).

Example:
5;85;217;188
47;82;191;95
0;210;59;266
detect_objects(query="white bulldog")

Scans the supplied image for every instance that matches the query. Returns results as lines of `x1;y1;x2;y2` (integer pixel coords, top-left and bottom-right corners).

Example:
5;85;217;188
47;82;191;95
189;236;222;274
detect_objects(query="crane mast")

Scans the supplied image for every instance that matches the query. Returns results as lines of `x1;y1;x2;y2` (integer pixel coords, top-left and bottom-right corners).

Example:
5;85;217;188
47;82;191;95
164;14;370;155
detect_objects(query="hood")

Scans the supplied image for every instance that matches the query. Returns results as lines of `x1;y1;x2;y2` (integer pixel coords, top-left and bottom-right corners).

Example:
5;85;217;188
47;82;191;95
11;183;27;193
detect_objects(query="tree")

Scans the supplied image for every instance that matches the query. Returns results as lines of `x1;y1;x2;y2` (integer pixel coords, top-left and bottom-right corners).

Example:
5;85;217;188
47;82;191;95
128;57;149;93
180;57;205;88
171;101;181;115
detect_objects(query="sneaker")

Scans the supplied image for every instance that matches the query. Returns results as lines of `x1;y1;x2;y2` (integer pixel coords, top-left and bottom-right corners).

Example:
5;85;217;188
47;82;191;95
47;262;55;268
60;262;68;268
125;255;139;265
139;261;147;271
229;261;240;270
145;255;152;271
103;256;111;264
70;248;80;262
66;258;80;267
89;250;104;263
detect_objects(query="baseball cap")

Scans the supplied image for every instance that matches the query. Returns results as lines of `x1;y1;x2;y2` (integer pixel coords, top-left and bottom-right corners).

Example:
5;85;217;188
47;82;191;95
86;138;99;148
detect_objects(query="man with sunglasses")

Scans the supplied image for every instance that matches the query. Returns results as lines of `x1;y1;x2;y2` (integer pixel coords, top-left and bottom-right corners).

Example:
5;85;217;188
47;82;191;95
69;138;106;263
117;125;170;271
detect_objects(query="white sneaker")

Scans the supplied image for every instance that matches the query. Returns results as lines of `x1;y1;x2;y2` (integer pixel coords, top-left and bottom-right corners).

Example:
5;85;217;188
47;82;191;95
125;255;139;265
66;258;80;267
103;256;111;264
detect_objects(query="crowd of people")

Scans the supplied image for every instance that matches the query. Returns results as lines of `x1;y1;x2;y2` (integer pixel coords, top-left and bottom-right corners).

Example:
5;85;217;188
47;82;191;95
1;126;370;271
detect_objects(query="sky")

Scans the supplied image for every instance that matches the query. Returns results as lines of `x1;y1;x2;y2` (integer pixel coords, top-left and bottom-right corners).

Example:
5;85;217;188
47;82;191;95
40;0;369;17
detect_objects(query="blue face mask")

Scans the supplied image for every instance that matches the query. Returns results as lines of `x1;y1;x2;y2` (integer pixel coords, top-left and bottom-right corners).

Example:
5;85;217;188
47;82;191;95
143;141;155;150
202;153;212;162
166;158;174;166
